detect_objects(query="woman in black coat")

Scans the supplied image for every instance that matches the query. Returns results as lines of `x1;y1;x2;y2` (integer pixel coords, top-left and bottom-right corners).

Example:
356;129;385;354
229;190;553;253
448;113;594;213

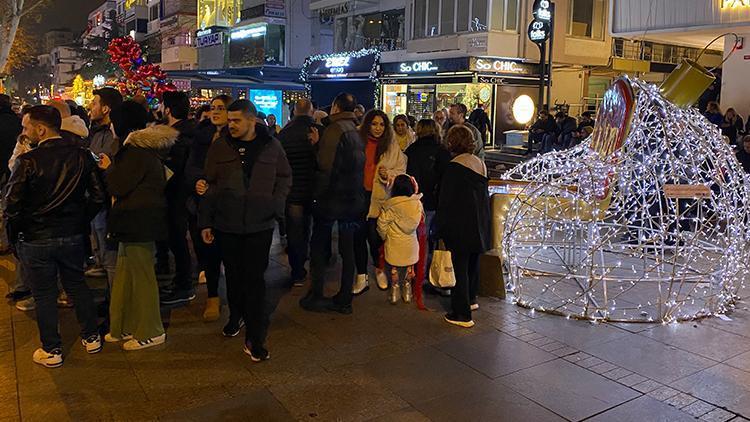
436;125;491;328
99;100;177;350
405;119;451;288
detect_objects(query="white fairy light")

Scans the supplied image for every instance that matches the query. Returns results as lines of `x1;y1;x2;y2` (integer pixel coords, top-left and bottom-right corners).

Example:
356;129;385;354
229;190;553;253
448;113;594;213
500;77;750;323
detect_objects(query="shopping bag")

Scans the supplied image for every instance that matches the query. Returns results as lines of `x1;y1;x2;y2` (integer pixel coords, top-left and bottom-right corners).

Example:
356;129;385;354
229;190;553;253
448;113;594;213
429;241;456;289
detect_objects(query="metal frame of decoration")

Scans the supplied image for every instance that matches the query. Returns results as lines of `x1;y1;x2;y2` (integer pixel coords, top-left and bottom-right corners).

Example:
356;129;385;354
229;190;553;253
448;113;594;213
502;77;750;323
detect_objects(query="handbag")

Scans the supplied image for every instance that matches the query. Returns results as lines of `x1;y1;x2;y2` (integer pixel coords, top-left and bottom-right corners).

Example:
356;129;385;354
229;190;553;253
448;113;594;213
429;240;456;289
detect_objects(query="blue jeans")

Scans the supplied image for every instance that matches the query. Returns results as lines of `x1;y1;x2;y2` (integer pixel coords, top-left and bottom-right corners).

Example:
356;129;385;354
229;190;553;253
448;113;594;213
309;215;361;305
286;202;311;281
18;234;98;352
92;210;117;291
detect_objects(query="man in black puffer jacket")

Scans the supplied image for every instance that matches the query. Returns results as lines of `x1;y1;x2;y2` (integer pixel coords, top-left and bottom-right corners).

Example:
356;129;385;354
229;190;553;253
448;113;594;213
277;98;320;286
299;93;366;315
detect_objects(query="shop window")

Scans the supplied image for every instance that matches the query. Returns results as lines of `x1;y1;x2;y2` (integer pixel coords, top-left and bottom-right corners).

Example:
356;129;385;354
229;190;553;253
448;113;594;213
490;0;519;32
441;0;455;35
382;85;408;117
264;24;285;65
471;0;488;31
228;23;284;67
568;0;605;40
413;0;426;39
336;9;405;51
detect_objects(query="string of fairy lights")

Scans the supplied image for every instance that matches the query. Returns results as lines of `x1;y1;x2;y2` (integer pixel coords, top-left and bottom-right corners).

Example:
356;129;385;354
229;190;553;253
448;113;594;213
501;77;750;323
299;48;381;106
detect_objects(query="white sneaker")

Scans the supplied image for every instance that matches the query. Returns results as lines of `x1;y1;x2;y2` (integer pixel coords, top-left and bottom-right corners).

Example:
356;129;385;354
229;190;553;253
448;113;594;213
16;296;35;311
33;348;63;368
470;303;480;311
198;271;207;284
123;333;166;351
375;270;388;290
352;274;369;295
104;333;133;343
81;334;103;354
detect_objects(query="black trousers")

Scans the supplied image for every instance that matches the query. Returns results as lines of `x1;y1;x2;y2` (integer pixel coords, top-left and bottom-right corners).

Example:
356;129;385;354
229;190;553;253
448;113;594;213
450;251;480;320
188;213;222;297
167;197;192;291
354;217;382;274
216;229;273;346
309;215;360;305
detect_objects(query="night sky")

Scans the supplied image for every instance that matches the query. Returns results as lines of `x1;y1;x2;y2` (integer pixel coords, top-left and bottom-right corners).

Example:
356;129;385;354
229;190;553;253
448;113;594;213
37;0;103;34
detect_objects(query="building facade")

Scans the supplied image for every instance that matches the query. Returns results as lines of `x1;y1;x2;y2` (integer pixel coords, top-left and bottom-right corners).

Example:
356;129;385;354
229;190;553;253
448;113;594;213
610;0;747;118
45;29;76;52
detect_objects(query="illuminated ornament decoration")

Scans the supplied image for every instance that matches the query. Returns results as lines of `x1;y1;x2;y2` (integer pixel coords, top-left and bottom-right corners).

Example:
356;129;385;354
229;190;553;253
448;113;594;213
300;49;381;107
93;75;106;88
502;76;750;323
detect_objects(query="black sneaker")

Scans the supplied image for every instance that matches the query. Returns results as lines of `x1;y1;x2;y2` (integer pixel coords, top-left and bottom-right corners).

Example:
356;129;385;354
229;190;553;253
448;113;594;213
243;344;270;362
444;313;475;328
326;302;352;315
5;290;31;301
222;319;245;337
299;292;330;312
160;289;196;305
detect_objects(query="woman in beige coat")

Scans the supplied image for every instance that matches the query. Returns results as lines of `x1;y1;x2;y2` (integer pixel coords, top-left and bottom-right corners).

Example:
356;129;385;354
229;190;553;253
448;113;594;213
353;110;407;294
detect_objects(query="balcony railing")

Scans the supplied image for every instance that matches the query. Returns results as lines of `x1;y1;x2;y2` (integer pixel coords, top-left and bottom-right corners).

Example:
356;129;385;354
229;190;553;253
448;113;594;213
612;38;720;65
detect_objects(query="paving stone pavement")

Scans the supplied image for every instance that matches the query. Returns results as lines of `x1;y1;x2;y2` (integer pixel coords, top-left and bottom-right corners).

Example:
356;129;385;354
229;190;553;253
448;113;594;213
1;237;750;421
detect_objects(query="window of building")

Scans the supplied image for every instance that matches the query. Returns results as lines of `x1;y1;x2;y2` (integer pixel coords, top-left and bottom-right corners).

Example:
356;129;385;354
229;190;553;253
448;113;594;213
490;0;519;32
568;0;605;40
149;5;159;21
335;9;405;52
427;0;439;37
471;0;487;31
413;0;426;39
228;23;285;67
441;0;454;35
456;0;469;32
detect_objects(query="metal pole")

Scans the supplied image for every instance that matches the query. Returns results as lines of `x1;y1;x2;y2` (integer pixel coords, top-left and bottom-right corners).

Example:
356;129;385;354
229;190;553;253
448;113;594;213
546;2;555;109
533;43;546;155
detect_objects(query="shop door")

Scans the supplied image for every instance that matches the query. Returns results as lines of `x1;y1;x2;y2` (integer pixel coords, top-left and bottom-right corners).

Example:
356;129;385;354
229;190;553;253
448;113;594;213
407;85;436;121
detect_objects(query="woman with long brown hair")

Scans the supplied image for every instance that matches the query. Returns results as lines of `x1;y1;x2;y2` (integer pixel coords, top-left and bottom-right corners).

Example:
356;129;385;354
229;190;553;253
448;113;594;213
352;109;407;295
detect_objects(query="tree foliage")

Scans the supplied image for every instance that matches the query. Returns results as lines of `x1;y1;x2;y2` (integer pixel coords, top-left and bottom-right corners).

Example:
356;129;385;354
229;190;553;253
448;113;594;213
0;0;51;74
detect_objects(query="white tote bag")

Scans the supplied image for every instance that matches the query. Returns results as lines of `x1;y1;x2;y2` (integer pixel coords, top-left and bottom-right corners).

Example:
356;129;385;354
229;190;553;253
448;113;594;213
429;241;456;289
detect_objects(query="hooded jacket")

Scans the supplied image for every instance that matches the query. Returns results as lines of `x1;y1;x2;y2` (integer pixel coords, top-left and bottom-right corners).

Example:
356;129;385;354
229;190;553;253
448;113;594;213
106;125;177;243
199;124;291;234
165;119;195;203
278;115;319;204
4;136;106;242
377;194;424;267
436;153;491;253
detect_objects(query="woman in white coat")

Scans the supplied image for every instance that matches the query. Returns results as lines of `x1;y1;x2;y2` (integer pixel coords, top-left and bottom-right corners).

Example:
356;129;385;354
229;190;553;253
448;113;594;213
353;110;407;294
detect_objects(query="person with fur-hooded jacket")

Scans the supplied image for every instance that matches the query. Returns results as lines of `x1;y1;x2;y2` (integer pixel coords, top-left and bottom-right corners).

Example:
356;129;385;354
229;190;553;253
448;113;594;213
97;100;176;351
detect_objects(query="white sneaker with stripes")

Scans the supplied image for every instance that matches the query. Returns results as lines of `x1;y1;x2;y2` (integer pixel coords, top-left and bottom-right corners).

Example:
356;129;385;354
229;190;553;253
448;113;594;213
123;333;166;351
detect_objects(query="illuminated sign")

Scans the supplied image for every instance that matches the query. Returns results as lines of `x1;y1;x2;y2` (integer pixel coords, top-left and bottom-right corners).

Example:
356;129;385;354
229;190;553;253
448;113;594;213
470;58;537;75
325;56;351;74
305;50;379;79
398;61;438;73
198;0;241;30
722;0;750;7
249;89;283;121
197;32;223;48
230;25;267;40
125;0;138;9
528;0;553;45
512;95;535;124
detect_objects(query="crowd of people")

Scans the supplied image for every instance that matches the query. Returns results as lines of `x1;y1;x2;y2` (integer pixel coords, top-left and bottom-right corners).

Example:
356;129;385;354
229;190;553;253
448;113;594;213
528;108;595;153
0;89;491;369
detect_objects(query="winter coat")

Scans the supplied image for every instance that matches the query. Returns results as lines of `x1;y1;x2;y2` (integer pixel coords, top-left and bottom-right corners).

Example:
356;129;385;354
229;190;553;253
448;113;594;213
4;136;106;242
0;105;21;184
313;112;366;220
405;135;451;211
368;139;407;219
278;115;320;204
377;194;424;267
436;153;491;254
164;119;195;204
394;130;414;151
89;122;119;158
106;125;177;243
199;124;291;234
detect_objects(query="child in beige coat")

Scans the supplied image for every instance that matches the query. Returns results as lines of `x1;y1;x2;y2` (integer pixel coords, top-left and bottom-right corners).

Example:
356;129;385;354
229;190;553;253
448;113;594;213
377;174;424;304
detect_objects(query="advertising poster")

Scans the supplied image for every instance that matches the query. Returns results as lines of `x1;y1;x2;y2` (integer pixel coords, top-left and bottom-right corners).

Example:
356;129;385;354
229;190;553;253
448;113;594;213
249;89;283;120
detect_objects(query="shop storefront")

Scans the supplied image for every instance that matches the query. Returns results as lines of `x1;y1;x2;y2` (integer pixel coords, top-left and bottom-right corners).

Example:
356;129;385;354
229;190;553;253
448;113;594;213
167;67;305;123
380;57;542;148
301;49;380;110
